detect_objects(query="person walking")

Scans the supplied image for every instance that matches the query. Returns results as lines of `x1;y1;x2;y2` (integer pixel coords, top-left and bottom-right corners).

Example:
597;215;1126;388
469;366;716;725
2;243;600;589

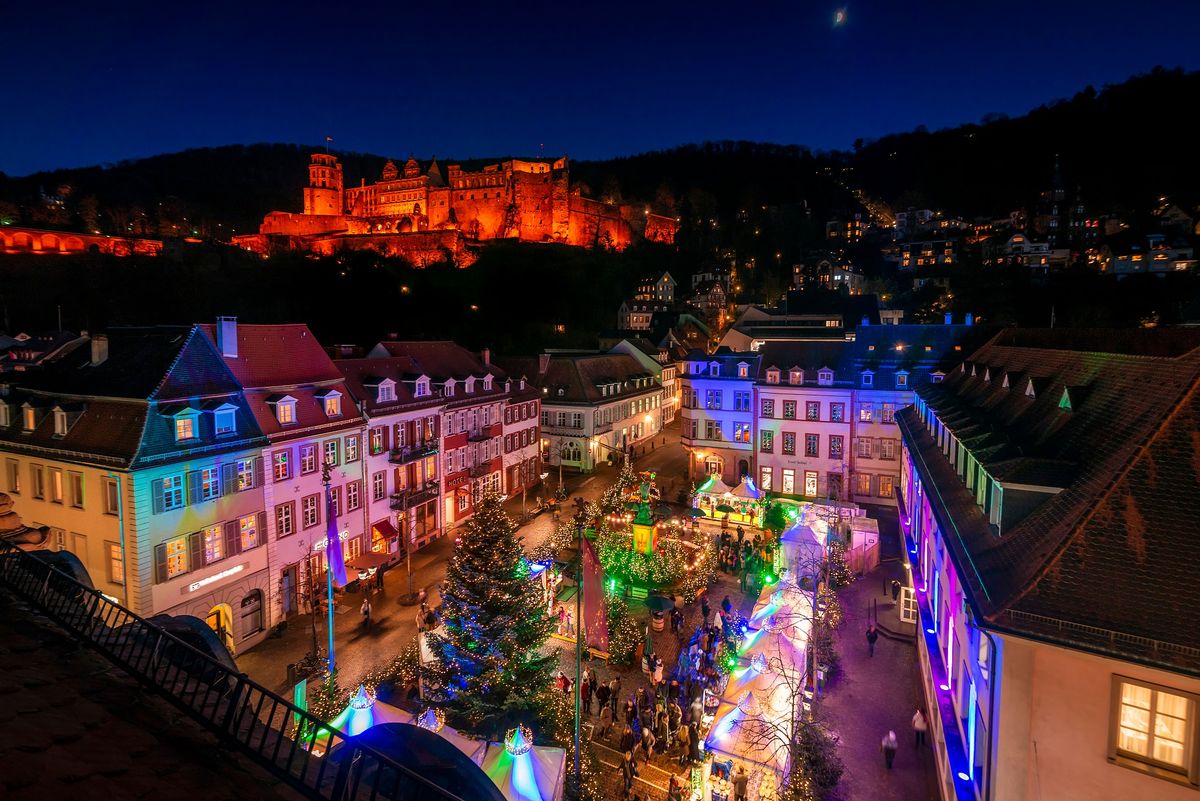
582;675;592;713
653;657;664;689
666;774;684;801
640;725;656;760
621;751;638;797
360;597;372;628
881;730;898;769
701;597;711;627
619;725;635;752
688;722;700;763
598;703;614;740
912;709;928;747
596;681;611;716
732;765;749;801
610;677;622;714
866;625;879;657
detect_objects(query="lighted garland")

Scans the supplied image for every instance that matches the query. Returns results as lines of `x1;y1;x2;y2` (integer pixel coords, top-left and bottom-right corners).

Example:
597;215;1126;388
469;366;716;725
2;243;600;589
816;585;843;630
826;541;854;589
416;707;446;733
504;723;535;756
605;593;642;666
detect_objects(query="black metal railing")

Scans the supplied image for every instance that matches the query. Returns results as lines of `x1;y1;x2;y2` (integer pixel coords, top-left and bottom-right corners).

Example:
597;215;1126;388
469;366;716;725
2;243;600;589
0;540;463;801
388;442;439;464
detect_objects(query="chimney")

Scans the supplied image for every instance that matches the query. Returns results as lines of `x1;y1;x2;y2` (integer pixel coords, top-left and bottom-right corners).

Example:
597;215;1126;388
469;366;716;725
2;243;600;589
965;313;974;326
538;353;551;376
216;316;238;358
90;334;109;366
481;347;491;366
944;312;953;325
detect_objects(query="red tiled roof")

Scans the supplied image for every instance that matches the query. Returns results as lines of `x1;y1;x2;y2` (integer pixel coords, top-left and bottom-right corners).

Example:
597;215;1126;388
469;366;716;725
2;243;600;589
197;323;363;440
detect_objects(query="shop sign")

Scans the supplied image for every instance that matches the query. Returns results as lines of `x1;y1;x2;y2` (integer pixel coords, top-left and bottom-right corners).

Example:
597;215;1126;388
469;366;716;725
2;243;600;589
184;562;248;595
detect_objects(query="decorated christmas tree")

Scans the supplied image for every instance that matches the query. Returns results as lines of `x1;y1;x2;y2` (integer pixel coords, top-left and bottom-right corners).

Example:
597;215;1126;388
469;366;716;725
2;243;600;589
425;491;556;739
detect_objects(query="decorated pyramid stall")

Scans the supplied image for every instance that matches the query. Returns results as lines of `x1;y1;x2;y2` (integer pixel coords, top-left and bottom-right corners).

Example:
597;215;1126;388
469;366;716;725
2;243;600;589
473;724;567;801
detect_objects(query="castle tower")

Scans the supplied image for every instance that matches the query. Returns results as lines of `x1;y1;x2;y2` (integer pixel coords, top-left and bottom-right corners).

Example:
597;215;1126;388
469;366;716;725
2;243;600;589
303;153;344;216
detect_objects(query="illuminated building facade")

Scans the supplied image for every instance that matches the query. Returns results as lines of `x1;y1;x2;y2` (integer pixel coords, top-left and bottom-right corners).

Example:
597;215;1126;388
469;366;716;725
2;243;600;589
899;328;1200;801
232;152;678;260
0;327;274;653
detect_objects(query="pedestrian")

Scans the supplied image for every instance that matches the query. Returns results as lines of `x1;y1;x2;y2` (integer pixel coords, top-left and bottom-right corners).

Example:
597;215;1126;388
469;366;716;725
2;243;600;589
563;675;573;697
418;587;427;606
668;699;681;733
866;625;879;657
596;681;611;715
599;703;614;739
688;722;700;763
732;765;748;801
912;709;928;747
375;565;385;591
582;675;592;712
891;579;901;602
621;751;638;797
738;562;748;593
701;597;711;627
689;698;703;726
882;730;898;768
619;726;635;752
653;657;664;688
556;672;567;693
722;595;732;614
611;677;622;713
736;525;745;545
557;604;566;635
640;725;656;760
566;607;576;636
656;708;670;751
360;597;372;628
667;774;684;801
675;719;690;765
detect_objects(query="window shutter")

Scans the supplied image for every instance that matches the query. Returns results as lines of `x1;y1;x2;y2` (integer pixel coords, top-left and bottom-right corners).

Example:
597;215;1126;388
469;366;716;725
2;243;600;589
257;511;267;545
187;471;202;505
222;463;237;496
154;543;167;583
381;426;390;452
253;457;264;488
224;520;240;556
188;532;203;570
152;479;165;515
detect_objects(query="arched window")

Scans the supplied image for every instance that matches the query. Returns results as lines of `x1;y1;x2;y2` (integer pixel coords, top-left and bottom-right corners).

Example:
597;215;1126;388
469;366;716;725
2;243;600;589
240;590;264;638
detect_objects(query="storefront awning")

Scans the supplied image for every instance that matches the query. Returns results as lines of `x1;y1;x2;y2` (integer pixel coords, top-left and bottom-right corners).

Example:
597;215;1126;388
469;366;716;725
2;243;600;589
372;520;398;540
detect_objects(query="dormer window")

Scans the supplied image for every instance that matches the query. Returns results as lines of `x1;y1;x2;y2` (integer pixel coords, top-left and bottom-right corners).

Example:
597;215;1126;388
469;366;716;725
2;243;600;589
861;371;874;387
415;378;430;398
931;371;945;384
444;380;456;397
22;403;36;432
274;396;297;424
983;368;991;383
818;369;834;386
376;379;396;403
53;407;68;436
212;404;238;436
737;362;749;378
709;362;719;377
766;368;780;384
1025;378;1036;399
519;378;526;390
173;409;199;442
0;402;9;428
896;371;909;389
789;369;803;385
484;375;494;391
465;377;476;394
317;390;342;417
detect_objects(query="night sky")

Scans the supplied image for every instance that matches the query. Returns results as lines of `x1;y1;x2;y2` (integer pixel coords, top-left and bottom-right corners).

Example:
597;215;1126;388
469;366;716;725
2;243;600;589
4;0;1199;176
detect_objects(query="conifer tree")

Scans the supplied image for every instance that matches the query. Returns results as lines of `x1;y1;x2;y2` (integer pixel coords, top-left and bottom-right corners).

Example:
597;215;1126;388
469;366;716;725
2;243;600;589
426;491;556;738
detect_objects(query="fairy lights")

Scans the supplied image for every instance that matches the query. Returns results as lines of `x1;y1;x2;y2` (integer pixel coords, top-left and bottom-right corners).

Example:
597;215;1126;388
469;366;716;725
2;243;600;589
505;723;534;756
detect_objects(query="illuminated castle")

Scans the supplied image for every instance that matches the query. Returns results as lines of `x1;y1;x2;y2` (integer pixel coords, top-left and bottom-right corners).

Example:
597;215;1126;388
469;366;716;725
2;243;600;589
233;152;678;264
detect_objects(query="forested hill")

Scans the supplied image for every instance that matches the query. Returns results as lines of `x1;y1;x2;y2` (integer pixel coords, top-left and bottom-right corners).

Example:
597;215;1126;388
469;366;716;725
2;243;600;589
843;67;1200;218
0;68;1195;239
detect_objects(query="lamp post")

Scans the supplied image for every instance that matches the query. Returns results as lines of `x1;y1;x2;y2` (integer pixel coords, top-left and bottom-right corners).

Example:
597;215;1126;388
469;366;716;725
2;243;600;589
571;504;587;792
321;460;337;680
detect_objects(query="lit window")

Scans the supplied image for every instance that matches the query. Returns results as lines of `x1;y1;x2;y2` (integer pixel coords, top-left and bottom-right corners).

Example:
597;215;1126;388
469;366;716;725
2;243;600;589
239;514;260;551
1113;678;1194;775
324;439;339;467
53;409;67;436
236;459;255;491
276;400;296;425
23;406;36;431
324;394;342;417
273;451;290;481
199;467;220;500
161;474;184;511
202;524;224;564
164;536;188;578
175;416;196;441
108;542;124;585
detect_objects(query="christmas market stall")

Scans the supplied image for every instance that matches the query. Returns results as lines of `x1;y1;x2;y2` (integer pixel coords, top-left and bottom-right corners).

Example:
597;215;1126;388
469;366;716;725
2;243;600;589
473;724;567;801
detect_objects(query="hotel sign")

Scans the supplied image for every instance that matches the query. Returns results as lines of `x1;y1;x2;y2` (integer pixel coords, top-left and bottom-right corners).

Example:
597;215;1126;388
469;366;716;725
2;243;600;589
184;562;248;595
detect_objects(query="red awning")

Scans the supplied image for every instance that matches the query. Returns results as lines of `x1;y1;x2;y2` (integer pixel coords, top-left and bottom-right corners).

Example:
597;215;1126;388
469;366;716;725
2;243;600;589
372;520;398;540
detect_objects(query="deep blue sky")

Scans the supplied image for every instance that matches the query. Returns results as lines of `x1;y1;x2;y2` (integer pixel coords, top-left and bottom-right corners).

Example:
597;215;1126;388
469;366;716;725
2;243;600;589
4;0;1198;176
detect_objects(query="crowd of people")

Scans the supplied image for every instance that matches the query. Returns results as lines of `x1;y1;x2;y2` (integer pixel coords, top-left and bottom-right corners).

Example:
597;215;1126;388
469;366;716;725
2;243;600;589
717;525;776;594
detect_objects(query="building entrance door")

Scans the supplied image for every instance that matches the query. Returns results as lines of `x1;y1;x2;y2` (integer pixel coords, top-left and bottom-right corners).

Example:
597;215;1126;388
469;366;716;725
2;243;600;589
206;603;235;655
281;565;298;617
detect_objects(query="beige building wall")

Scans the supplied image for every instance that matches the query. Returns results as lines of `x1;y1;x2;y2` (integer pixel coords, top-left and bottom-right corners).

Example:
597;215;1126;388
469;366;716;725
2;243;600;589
2;453;129;602
996;635;1200;801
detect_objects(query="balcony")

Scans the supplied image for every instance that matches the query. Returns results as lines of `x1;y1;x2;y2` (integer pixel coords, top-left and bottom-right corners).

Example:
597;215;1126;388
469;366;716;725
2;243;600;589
389;441;439;464
469;464;490;478
390;482;440;510
467;423;502;442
